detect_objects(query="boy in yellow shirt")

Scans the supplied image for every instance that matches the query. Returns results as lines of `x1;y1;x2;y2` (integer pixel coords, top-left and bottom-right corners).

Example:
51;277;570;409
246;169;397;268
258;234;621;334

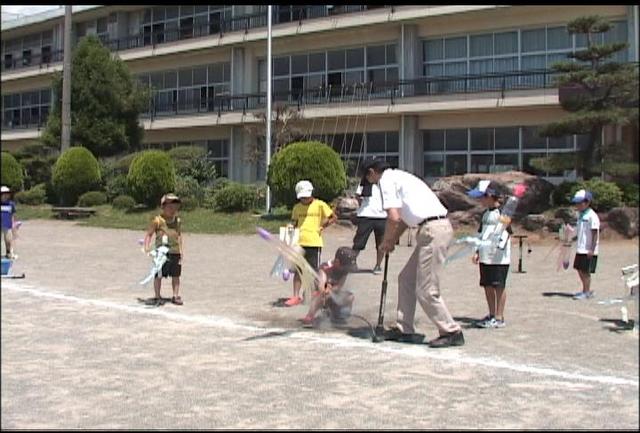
285;180;337;306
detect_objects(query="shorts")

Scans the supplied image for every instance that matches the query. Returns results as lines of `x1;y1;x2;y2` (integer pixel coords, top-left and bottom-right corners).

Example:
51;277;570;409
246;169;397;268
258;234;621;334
574;254;598;274
161;253;182;278
302;246;321;271
352;217;386;251
479;264;509;289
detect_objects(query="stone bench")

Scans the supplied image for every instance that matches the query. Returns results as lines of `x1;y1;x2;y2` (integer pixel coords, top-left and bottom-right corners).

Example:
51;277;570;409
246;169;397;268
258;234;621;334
52;207;97;219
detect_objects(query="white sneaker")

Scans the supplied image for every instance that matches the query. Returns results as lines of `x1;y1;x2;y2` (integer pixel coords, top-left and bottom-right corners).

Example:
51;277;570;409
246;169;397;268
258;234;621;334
372;266;382;275
477;317;497;328
494;319;506;328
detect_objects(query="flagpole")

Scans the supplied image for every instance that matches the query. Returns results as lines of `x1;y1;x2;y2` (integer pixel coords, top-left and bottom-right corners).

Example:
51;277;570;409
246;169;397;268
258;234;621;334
265;5;273;213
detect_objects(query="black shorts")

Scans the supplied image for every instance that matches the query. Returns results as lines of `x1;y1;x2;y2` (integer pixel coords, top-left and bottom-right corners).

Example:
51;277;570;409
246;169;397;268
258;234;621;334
352;217;386;251
574;254;598;274
302;247;321;271
161;253;182;278
479;264;509;289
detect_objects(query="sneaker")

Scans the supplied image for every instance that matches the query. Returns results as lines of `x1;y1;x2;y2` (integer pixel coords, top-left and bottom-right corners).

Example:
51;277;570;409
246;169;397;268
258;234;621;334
372;266;382;275
428;331;465;348
573;291;595;300
494;319;506;328
476;317;497;328
284;296;303;307
300;315;314;328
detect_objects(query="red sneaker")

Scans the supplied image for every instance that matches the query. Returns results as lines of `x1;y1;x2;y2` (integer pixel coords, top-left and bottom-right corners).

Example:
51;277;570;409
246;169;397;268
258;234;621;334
284;296;303;307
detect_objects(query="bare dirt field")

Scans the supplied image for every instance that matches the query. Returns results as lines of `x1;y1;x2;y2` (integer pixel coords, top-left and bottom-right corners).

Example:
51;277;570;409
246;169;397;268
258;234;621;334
1;220;638;429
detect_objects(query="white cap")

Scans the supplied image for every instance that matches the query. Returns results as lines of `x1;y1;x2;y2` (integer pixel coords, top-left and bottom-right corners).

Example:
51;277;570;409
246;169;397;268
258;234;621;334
571;189;593;203
0;186;10;193
295;180;314;199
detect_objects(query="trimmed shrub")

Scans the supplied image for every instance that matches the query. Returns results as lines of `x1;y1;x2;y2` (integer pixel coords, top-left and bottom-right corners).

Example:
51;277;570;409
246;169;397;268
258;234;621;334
267;141;347;208
180;196;199;211
52;147;102;205
127;150;176;207
551;181;580;207
104;174;129;201
618;182;639;207
1;152;24;191
113;151;143;174
77;191;108;207
212;182;256;212
568;179;623;212
167;145;206;173
112;194;136;211
14;183;47;205
175;175;204;205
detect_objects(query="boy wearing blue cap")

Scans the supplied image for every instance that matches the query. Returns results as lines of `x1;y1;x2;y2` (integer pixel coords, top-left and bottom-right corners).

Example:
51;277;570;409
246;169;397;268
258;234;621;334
468;180;512;328
571;189;599;300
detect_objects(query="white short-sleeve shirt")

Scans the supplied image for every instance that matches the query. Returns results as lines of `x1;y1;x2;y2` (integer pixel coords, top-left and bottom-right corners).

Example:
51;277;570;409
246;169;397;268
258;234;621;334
576;208;600;255
378;169;447;227
356;183;387;219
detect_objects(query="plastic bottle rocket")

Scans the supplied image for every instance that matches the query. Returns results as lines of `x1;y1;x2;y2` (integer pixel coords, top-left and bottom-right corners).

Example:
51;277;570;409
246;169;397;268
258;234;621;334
487;195;518;257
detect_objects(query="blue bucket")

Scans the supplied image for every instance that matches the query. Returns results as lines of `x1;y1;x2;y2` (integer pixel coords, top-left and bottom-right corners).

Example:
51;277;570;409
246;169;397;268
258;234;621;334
1;258;11;276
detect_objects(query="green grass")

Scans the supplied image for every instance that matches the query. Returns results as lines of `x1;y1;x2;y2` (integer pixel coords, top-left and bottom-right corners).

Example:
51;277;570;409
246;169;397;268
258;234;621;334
13;205;54;221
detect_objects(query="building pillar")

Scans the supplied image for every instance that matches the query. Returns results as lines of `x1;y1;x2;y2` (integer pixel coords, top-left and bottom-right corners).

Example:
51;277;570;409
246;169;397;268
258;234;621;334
230;126;258;183
400;23;421;82
629;5;639;62
400;115;421;176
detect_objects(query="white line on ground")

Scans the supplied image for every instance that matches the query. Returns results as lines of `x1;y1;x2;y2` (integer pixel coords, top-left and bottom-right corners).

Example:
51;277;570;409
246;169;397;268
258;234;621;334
3;281;638;388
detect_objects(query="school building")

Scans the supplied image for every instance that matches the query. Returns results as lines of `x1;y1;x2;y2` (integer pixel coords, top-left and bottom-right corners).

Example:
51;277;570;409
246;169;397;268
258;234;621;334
1;5;638;184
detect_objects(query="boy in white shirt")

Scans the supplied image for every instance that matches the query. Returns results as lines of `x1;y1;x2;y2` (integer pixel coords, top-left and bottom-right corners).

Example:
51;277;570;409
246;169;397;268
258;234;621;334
571;189;600;300
352;179;387;274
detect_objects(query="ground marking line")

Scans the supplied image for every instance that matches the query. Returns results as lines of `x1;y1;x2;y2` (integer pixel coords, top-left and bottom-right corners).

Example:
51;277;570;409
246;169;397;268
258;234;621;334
3;282;638;388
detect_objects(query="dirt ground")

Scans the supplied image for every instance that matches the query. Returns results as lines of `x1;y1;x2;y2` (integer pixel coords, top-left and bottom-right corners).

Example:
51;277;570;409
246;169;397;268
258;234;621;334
1;220;638;429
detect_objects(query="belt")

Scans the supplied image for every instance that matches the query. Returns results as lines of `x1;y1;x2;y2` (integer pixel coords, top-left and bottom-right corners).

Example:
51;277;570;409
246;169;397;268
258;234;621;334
418;215;447;226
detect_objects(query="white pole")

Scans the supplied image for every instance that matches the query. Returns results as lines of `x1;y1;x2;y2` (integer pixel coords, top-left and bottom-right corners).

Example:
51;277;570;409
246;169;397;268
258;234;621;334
61;5;72;152
266;5;273;213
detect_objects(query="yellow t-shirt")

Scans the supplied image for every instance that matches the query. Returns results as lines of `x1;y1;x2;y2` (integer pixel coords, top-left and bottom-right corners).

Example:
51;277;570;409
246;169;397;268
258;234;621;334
291;199;333;247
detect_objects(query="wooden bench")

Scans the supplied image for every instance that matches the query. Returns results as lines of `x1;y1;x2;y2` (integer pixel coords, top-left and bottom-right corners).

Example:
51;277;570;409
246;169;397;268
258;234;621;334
52;207;97;219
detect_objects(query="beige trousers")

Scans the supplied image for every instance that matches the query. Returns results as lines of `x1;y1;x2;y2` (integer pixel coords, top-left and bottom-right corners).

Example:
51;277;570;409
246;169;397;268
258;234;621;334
396;218;461;335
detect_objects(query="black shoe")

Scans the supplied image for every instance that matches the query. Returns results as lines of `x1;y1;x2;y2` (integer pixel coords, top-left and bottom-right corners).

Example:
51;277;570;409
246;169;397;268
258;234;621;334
428;331;465;348
382;326;425;344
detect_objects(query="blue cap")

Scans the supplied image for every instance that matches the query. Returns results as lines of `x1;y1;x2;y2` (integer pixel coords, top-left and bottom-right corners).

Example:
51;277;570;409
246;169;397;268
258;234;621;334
467;180;497;198
571;189;593;203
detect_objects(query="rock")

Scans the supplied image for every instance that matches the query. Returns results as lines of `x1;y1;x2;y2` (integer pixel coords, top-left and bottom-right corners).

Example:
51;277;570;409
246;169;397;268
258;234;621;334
430;171;554;218
554;207;576;224
447;209;483;229
522;214;546;231
545;218;564;232
607;207;639;238
335;196;359;220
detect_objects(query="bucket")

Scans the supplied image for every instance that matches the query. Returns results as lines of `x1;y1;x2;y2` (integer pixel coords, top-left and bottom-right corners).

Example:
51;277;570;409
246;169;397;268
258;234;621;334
1;258;11;276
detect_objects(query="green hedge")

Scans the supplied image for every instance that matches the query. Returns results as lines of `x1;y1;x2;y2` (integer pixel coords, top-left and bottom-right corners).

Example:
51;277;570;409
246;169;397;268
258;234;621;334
112;194;136;211
77;191;108;207
14;183;47;205
617;183;639;207
127;150;176;207
212;182;256;212
52;147;102;205
1;152;24;192
267;141;347;208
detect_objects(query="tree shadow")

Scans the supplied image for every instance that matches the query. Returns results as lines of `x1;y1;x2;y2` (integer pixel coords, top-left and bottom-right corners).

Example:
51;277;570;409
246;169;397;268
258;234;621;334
136;296;172;307
453;316;487;329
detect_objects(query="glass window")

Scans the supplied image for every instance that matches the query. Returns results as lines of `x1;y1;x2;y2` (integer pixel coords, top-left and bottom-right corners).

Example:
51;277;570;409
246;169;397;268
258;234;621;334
386;67;398;83
151;71;164;89
521;54;545;71
522;126;546;149
495;127;519;150
153;6;166;21
445;36;467;59
179;69;193;87
291;54;308;75
444;61;466;77
494;57;518;73
470;33;493;57
346;48;364;68
521;28;546;52
576;133;590;150
386;44;396;64
494;31;517;55
424;39;443;62
309;52;325;73
273;56;289;76
164;70;177;88
367;45;386;67
470;154;493;173
424;154;444;177
194;6;209;15
328;49;345;70
209;64;224;83
180;6;193;17
366;132;387;153
470;128;493;151
166;6;179;19
425;63;443;77
97;17;108;33
368;68;385;84
548;134;573;149
386;132;399;152
446;129;468;151
446;154;467;175
494;153;519;172
345;70;364;85
547;52;569;68
40;89;51;104
547;26;571;50
305;74;324;89
424;130;445;152
193;66;207;85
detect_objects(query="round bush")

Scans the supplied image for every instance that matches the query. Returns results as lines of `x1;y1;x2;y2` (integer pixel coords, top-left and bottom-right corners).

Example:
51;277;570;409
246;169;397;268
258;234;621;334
112;194;136;211
617;183;639;207
104;174;129;201
14;183;46;205
77;191;108;207
52;147;102;205
213;182;256;212
267;141;347;208
1;152;24;192
127;150;176;207
175;175;204;205
551;181;580;207
180;196;199;211
167;145;206;173
113;151;142;174
574;179;622;212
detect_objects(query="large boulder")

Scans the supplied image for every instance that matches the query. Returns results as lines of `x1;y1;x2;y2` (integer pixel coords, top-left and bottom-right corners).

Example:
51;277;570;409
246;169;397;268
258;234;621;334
554;207;576;224
522;214;547;231
431;171;554;219
334;196;360;220
607;207;639;238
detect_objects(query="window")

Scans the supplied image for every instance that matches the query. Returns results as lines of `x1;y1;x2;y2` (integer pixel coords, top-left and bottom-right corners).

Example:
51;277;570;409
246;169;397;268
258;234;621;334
424;154;444;177
494;31;517;55
273;56;290;76
495;127;519;150
367;45;386;67
445;37;467;59
328;50;345;70
346;48;364;68
446;155;467;175
470;128;493;151
424;130;445;152
494;153;519;172
446;129;468;151
424;39;443;62
522;126;546;149
470;34;493;57
291;54;308;75
521;28;545;52
470;154;493;173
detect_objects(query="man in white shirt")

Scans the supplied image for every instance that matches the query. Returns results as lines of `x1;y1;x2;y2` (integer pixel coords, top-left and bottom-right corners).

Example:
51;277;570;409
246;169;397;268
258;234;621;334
352;179;387;274
360;159;464;348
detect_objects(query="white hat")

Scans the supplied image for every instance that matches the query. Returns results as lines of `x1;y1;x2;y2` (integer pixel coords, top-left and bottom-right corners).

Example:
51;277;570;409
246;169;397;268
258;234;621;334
295;180;314;199
0;186;10;193
571;189;593;203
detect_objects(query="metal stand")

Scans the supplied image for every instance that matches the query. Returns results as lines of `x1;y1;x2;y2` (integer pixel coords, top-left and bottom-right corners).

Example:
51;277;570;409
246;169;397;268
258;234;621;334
513;235;530;273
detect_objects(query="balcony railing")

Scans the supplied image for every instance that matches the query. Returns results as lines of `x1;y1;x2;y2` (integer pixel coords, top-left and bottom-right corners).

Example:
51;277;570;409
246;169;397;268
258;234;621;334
142;69;556;120
1;6;384;72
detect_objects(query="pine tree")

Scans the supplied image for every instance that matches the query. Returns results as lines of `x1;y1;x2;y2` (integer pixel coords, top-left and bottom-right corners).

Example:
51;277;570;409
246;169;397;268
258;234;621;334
532;15;639;180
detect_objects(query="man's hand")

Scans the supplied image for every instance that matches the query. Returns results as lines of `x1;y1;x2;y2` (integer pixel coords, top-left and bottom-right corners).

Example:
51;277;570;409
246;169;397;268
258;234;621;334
379;239;395;254
472;252;479;264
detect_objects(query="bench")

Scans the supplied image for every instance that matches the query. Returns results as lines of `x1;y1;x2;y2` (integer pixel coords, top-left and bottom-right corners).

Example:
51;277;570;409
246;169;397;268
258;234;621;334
52;207;97;219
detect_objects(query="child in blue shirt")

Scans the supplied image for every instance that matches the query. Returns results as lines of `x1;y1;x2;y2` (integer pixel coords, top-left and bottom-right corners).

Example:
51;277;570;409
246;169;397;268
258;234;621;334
1;186;17;259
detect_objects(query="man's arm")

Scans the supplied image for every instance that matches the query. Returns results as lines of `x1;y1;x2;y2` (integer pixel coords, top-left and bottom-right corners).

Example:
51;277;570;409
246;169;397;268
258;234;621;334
380;207;407;253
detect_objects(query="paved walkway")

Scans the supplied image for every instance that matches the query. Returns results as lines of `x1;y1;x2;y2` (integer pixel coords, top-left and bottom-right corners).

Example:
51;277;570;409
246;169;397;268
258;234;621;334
1;220;638;429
